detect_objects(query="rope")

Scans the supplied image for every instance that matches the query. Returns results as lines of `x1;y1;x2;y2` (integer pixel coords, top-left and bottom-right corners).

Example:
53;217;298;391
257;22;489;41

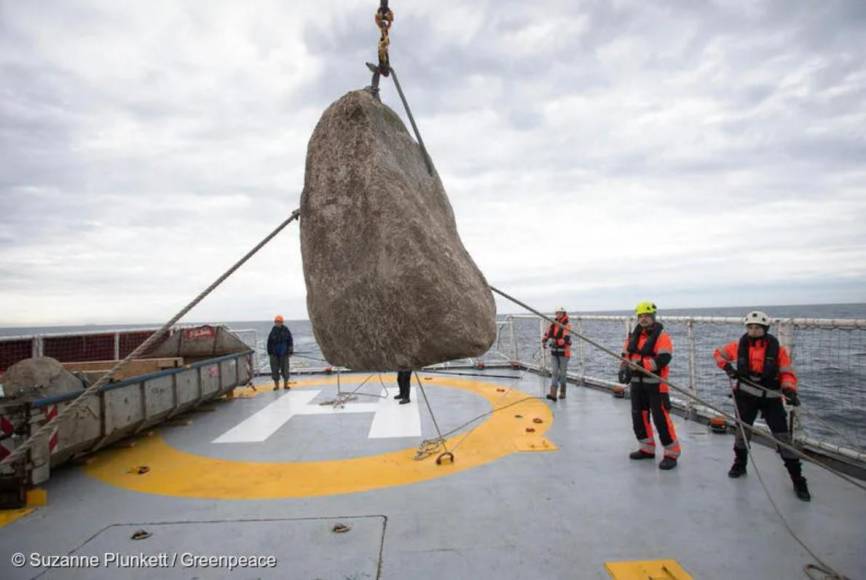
730;380;849;580
489;285;866;493
489;285;853;577
412;370;451;462
318;373;380;407
1;209;301;466
420;369;522;380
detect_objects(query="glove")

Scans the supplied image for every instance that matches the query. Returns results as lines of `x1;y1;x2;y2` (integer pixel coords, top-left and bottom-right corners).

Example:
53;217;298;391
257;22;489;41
617;366;632;384
783;389;800;406
723;363;738;380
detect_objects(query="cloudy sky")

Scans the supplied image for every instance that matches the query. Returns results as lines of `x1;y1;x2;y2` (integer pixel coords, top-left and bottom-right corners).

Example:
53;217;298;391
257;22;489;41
1;0;865;326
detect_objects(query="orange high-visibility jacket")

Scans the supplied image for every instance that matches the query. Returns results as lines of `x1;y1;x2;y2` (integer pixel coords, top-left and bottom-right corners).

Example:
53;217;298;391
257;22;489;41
713;337;797;391
621;326;673;393
542;315;572;358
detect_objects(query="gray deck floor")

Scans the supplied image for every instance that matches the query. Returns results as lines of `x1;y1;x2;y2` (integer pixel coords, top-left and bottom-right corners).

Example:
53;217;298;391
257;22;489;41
1;370;864;579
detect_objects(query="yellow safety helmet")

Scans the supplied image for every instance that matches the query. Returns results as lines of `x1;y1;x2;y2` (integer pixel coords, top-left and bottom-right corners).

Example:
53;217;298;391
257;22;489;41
635;301;657;316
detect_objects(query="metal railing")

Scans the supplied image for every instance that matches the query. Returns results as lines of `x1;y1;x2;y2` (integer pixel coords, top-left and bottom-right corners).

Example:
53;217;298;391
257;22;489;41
5;316;862;466
0;326;259;374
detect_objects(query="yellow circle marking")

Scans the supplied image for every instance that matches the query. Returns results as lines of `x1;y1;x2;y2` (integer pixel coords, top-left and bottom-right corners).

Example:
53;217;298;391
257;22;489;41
84;376;553;499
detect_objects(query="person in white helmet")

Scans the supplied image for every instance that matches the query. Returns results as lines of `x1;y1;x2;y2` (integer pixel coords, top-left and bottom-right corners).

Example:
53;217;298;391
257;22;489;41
713;310;811;501
541;307;572;401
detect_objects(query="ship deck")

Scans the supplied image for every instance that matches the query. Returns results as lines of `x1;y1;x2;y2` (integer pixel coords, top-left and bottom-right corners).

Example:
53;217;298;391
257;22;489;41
1;369;864;579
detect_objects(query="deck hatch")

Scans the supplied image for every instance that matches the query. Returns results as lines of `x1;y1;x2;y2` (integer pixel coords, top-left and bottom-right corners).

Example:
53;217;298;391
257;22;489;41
36;516;386;579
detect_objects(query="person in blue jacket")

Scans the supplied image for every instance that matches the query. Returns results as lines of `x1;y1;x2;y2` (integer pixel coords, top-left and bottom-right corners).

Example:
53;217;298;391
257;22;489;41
267;315;294;390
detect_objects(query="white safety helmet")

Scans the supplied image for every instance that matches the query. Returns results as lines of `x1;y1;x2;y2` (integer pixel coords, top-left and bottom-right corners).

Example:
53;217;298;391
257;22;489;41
555;306;567;314
744;310;771;328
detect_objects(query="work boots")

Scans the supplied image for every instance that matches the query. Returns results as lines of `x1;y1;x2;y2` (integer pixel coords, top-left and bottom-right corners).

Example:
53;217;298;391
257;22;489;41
283;379;290;390
546;385;557;402
728;448;748;478
629;450;655;460
785;459;811;502
793;477;811;502
273;381;280;391
658;457;678;470
559;385;566;399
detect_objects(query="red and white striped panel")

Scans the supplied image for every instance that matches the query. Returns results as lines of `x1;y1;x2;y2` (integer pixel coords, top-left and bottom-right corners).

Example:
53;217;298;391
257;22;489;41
0;415;16;461
43;405;59;454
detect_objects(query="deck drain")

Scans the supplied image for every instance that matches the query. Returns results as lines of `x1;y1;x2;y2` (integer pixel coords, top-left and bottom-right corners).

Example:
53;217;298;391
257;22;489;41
332;523;351;534
130;529;152;541
128;466;150;475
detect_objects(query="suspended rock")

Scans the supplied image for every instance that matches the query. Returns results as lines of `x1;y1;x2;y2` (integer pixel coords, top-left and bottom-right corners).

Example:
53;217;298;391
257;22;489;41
300;89;496;370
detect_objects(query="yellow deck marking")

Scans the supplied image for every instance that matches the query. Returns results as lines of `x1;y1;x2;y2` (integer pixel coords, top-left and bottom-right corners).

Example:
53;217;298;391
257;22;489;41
0;508;34;528
605;559;693;579
85;376;552;499
513;436;557;452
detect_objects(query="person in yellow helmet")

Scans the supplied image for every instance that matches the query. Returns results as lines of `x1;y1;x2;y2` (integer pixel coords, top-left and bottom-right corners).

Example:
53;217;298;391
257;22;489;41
619;301;681;470
267;315;294;390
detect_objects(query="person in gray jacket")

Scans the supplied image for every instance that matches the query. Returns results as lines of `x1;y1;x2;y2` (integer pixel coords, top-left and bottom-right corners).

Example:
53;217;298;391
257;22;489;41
267;315;294;390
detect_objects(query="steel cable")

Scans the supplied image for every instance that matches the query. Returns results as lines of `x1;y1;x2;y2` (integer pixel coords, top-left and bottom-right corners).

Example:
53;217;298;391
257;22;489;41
1;210;301;466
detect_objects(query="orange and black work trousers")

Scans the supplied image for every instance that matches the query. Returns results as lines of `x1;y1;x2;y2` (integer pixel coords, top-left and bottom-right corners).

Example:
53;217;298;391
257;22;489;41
630;382;681;458
733;391;798;463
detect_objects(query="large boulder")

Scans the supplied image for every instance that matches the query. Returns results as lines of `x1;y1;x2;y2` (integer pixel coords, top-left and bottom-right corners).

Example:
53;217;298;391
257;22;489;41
0;357;84;399
300;89;496;370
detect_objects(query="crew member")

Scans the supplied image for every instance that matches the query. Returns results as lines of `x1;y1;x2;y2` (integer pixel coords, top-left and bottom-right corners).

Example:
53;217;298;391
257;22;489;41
713;310;810;501
620;301;680;470
542;307;572;401
395;370;412;404
267;315;294;390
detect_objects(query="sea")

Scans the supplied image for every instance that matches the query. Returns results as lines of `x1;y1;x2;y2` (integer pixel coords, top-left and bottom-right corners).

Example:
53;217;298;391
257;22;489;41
2;302;865;452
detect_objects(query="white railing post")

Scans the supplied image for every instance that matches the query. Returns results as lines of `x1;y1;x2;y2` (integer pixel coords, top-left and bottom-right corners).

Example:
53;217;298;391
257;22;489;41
509;316;518;363
777;319;800;443
576;317;585;383
540;318;548;374
686;319;697;419
114;333;121;360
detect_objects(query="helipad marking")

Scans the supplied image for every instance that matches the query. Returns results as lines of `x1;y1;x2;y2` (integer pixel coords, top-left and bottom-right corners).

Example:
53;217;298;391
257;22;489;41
84;376;553;499
213;387;420;443
368;388;421;438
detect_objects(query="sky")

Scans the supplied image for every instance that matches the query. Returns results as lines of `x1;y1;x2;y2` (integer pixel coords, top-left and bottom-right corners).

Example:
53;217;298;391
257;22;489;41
1;0;865;326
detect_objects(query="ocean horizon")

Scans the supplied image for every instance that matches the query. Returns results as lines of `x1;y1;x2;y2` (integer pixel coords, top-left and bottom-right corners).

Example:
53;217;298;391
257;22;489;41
2;301;865;336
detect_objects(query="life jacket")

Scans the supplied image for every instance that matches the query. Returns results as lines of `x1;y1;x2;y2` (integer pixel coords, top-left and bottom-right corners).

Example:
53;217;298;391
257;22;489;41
736;333;780;390
623;322;672;389
543;315;572;358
